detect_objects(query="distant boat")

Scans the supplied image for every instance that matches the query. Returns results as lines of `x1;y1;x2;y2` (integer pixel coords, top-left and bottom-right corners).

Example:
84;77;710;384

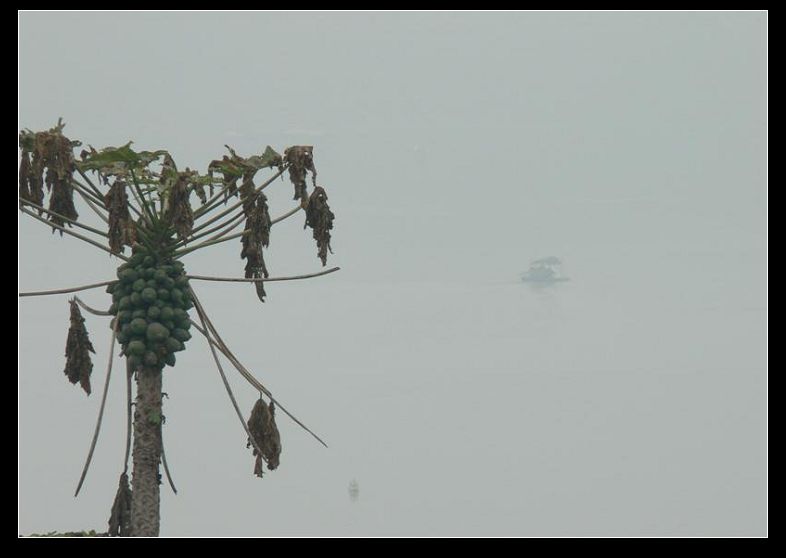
521;257;570;284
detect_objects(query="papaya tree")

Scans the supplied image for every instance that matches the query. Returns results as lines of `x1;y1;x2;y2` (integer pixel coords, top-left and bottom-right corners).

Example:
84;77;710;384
18;119;338;537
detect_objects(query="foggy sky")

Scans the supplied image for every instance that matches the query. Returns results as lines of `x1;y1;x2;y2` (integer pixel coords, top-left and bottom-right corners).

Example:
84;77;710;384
19;11;767;536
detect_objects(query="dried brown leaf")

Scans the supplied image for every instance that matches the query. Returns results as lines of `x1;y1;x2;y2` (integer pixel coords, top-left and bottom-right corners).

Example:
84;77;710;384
304;186;335;266
246;398;281;476
208;145;280;208
20;124;80;232
284;146;316;205
64;299;95;395
239;172;258;217
169;172;195;240
104;180;137;255
208;155;242;203
240;192;271;302
47;174;79;233
29;149;46;207
188;167;208;205
18;150;37;207
107;472;132;537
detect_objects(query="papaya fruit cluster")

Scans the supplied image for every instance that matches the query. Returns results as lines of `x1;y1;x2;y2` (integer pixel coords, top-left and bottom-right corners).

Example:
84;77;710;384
107;250;193;371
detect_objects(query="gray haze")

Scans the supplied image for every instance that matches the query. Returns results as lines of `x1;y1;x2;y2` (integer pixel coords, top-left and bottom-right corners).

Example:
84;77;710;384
18;11;767;536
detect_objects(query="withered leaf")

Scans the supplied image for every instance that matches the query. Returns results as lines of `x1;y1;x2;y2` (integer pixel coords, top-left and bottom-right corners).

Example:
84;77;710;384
239;172;257;217
168;172;195;240
30;148;47;207
107;472;132;537
19;124;80;233
188;167;208;205
246;398;281;477
240;192;271;303
253;279;267;303
47;174;79;233
64;299;95;395
104;180;137;255
208;145;282;208
304;186;335;266
284;146;316;205
18;150;39;208
208;153;243;203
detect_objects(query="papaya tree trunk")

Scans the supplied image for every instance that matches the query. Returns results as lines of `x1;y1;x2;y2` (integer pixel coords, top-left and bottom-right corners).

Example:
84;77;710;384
129;365;163;537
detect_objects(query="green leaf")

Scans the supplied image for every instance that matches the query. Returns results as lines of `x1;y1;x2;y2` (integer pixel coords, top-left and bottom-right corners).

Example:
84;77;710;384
78;142;169;172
